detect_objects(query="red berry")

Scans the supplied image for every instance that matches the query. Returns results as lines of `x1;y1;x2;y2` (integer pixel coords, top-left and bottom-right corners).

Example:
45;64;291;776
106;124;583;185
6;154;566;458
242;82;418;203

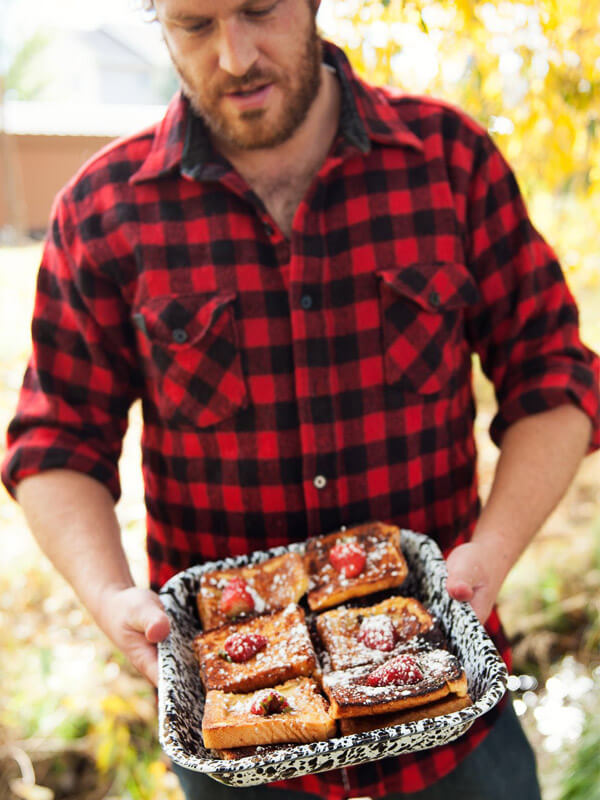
222;632;267;663
219;577;254;618
250;690;291;716
366;655;423;687
357;614;398;651
329;541;366;578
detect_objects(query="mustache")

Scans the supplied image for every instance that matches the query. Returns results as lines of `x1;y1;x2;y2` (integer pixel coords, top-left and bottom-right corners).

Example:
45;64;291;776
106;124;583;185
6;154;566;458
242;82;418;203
215;67;278;95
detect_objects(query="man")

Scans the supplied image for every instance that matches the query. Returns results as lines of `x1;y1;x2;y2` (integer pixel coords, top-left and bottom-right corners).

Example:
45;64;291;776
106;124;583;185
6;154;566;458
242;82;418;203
3;0;599;798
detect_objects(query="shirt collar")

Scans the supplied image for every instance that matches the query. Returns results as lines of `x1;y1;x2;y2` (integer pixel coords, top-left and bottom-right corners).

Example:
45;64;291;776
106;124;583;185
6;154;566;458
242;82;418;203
130;40;423;185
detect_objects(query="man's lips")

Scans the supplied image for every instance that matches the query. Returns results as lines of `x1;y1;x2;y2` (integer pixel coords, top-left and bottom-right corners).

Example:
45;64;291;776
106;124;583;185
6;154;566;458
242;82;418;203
227;82;270;97
224;83;274;109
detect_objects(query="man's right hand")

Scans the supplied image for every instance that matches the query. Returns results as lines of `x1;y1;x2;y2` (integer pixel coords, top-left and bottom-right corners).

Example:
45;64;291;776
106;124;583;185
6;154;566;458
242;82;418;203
98;587;171;686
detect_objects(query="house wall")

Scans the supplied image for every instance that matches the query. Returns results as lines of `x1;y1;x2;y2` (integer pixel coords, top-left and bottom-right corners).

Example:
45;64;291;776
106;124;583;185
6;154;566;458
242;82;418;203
0;133;115;234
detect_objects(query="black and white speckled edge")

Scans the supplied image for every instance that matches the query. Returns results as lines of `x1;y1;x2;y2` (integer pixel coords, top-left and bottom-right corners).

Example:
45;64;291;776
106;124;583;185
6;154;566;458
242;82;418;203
157;531;507;786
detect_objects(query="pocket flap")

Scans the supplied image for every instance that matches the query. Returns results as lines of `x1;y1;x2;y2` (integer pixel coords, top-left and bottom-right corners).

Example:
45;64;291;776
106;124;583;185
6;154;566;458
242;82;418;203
377;263;480;312
134;291;237;346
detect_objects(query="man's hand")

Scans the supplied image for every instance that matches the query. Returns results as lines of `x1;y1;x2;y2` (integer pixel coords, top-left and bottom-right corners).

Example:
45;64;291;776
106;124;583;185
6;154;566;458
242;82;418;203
445;405;593;625
98;587;171;686
445;541;503;625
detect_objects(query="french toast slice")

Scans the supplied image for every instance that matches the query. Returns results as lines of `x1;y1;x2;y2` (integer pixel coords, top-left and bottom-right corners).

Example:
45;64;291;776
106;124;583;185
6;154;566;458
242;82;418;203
197;552;309;631
339;693;472;735
316;595;440;671
306;521;408;611
202;677;336;750
322;649;468;719
194;604;317;693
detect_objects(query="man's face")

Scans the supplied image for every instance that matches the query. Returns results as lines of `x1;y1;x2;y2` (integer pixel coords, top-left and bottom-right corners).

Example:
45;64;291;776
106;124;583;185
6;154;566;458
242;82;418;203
155;0;322;151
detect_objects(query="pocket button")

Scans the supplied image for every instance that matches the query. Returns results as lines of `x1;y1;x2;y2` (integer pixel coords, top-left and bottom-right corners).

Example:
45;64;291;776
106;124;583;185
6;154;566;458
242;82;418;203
429;290;441;308
172;328;189;344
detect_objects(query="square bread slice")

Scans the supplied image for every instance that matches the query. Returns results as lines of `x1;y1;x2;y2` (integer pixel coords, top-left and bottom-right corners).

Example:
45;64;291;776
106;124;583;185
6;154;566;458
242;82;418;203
194;604;317;693
322;649;468;719
197;551;309;631
339;693;472;735
305;521;408;611
316;595;441;671
202;677;336;750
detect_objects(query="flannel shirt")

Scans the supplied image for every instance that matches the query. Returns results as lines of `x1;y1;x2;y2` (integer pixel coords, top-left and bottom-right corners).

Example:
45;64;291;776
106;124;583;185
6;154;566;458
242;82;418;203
3;41;600;798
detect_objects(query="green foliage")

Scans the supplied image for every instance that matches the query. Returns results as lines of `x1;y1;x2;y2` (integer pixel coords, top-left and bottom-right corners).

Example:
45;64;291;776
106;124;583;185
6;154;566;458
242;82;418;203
560;715;600;800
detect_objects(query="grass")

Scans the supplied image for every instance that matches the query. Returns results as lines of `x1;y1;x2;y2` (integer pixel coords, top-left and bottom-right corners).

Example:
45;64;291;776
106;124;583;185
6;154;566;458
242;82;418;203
1;237;599;799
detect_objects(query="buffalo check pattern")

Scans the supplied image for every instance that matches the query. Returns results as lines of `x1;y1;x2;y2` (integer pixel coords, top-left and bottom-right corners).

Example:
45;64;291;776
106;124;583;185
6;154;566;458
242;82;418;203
3;41;600;798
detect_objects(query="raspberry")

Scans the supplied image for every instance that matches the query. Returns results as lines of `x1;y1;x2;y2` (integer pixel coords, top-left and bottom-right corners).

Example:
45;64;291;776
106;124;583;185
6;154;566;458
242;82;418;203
250;690;291;716
329;540;366;578
357;614;398;651
219;577;254;618
221;632;267;663
366;655;423;687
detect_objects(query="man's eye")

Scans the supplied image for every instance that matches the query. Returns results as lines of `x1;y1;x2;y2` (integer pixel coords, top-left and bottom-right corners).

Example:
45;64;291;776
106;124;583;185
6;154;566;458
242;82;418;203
244;3;277;18
184;20;212;33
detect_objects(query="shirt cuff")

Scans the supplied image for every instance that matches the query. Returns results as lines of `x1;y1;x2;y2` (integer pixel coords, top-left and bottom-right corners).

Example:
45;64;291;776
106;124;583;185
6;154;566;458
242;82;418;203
490;374;600;454
1;428;122;503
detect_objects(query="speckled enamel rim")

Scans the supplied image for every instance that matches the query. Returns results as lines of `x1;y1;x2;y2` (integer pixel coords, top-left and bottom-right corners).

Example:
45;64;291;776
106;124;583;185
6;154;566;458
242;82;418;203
157;531;508;786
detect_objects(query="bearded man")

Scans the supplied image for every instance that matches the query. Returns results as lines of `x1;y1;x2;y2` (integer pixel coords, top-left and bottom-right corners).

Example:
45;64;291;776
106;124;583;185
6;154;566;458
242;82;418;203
4;1;599;799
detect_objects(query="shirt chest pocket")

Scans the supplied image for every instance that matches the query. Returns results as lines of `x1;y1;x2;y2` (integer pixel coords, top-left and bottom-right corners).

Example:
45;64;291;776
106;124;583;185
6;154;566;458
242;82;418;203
376;263;480;396
133;292;248;429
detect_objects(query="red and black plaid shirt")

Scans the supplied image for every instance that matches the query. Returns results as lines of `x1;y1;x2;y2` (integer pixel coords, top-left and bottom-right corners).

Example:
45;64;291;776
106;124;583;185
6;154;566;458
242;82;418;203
4;42;600;797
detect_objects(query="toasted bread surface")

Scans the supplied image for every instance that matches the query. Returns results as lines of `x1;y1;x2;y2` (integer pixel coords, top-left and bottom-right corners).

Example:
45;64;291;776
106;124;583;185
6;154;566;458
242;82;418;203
339;693;472;735
316;595;437;671
323;649;468;719
202;677;336;749
194;604;317;693
306;522;408;611
197;552;309;630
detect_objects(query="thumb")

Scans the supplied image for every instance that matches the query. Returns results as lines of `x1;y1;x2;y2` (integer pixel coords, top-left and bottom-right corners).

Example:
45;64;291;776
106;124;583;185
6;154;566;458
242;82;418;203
129;591;171;643
445;544;485;602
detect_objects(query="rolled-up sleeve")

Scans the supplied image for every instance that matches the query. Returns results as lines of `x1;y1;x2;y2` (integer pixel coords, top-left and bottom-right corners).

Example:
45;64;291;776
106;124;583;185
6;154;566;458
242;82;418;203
2;190;142;502
464;131;600;451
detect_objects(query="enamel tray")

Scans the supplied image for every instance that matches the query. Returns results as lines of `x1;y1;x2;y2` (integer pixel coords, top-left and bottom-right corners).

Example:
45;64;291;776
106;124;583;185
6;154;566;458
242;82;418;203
157;530;507;786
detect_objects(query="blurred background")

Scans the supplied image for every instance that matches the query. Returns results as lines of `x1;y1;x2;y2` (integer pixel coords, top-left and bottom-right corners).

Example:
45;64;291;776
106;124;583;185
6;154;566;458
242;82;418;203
1;1;599;798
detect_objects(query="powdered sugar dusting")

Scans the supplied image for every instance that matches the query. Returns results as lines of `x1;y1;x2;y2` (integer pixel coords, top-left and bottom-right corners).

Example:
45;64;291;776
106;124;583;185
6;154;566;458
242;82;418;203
322;648;464;708
197;604;317;692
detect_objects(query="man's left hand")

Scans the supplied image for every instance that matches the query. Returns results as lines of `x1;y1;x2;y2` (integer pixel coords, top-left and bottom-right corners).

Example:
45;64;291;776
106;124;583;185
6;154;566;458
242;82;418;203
445;541;503;624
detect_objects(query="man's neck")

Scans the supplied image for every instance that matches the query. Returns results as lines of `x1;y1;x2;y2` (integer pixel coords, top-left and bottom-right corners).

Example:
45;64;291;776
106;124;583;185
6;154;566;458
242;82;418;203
215;64;341;189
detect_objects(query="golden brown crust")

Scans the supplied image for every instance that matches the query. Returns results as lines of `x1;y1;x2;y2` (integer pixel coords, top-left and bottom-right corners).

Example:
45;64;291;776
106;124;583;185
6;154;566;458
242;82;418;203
322;649;468;719
316;595;436;671
306;522;408;611
194;604;317;693
202;678;336;750
339;694;472;735
197;552;309;631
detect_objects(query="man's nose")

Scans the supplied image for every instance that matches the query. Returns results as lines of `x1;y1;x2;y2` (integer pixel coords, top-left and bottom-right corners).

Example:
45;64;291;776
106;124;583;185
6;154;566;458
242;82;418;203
217;21;258;77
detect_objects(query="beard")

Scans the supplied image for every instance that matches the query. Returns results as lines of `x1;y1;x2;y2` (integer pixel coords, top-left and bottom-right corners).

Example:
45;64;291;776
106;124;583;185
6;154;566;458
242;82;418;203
169;18;322;151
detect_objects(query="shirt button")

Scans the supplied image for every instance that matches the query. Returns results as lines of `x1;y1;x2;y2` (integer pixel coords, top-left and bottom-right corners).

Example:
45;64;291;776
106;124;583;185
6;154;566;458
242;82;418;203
263;221;274;237
172;328;188;344
301;294;313;310
429;290;441;308
313;475;327;490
